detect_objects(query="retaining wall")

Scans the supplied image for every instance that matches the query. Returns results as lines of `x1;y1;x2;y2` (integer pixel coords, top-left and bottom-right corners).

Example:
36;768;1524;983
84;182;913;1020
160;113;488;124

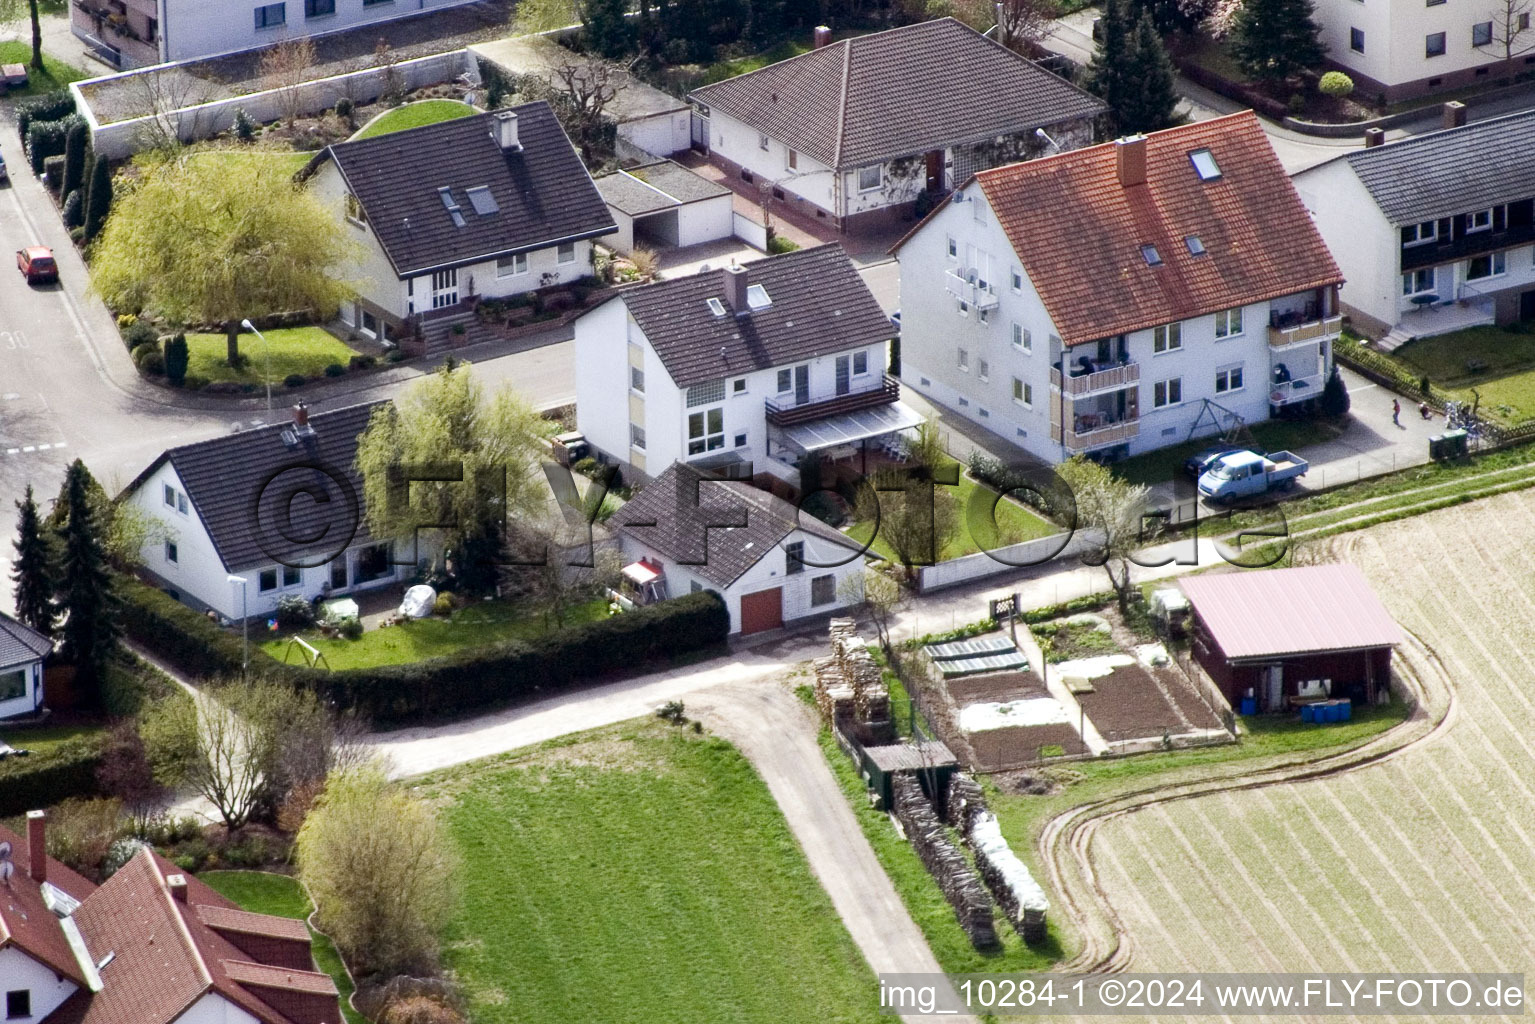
915;528;1099;594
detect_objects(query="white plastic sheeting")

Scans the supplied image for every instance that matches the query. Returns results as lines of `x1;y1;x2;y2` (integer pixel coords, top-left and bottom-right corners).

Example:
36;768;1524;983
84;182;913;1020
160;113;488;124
970;811;1049;912
400;585;437;619
958;697;1069;733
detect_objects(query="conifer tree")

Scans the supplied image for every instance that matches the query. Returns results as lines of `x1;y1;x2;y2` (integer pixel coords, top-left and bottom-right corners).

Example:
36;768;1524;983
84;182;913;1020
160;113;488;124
57;460;119;692
11;485;56;637
1231;0;1326;83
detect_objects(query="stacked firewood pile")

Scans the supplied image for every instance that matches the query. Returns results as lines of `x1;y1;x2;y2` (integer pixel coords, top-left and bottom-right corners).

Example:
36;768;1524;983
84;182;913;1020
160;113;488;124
814;618;891;740
893;774;999;951
944;772;1050;943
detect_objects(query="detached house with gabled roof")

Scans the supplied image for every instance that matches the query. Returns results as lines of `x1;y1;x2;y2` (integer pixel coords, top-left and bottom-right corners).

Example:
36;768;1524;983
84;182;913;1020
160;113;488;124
120;402;406;622
307;101;615;346
688;17;1105;234
0;810;342;1024
0;613;51;721
893;111;1346;463
1292;107;1535;348
572;243;910;487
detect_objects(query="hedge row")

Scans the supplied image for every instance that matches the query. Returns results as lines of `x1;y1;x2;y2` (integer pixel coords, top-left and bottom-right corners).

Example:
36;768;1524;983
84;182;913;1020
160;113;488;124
117;576;730;726
0;741;106;818
15;91;76;141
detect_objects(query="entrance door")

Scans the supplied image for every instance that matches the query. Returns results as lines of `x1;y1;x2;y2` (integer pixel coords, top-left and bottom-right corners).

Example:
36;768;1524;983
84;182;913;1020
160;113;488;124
924;150;944;192
835;355;851;396
690;110;710;152
740;587;784;634
1263;664;1283;711
1522;289;1535;321
794;364;810;406
431;268;459;309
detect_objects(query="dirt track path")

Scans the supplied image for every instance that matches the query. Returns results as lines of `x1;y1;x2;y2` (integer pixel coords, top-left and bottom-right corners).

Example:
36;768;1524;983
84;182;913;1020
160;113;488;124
688;680;980;1024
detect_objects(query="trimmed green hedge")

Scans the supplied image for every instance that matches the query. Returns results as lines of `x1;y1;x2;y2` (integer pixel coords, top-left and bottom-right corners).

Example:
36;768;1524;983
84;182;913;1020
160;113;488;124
118;576;730;726
0;740;106;818
15;91;76;141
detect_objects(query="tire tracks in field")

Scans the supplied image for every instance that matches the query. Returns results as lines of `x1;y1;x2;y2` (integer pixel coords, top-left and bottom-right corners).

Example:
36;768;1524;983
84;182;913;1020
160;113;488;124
1038;625;1456;976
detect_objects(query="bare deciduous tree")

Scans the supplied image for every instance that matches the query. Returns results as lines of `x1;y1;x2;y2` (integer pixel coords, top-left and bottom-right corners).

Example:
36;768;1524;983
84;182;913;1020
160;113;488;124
541;50;635;162
102;66;218;152
1055;455;1159;613
260;35;318;126
995;0;1058;51
840;568;905;657
1476;0;1535;58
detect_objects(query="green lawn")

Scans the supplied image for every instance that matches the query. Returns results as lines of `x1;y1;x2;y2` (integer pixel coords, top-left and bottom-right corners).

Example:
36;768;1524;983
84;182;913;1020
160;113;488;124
1391;324;1535;424
186;327;359;386
188;148;313;177
818;729;1065;974
847;467;1061;563
0;43;88;97
259;598;607;670
199;871;364;1024
1111;416;1344;486
419;721;877;1024
700;40;811;84
351;99;476;140
0;724;104;757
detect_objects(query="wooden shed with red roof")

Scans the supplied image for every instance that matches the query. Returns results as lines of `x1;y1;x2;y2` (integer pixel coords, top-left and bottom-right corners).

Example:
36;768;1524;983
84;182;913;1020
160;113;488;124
1179;564;1403;713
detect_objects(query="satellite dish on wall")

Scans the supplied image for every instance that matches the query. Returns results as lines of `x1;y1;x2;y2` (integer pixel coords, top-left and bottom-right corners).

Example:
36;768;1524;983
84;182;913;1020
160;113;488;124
0;840;14;887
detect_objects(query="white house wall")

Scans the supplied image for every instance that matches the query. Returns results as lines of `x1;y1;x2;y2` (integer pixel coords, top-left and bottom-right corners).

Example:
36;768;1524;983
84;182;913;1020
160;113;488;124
128;461;241;619
574;298;639;466
707;109;839;219
175;991;263;1024
0;659;44;719
309;161;409;321
618;110;691;158
675;195;735;247
160;0;482;64
0;946;81;1024
1315;0;1518;93
1294;160;1400;331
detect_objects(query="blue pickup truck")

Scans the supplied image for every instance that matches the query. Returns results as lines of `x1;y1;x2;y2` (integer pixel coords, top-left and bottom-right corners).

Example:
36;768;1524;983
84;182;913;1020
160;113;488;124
1197;449;1308;504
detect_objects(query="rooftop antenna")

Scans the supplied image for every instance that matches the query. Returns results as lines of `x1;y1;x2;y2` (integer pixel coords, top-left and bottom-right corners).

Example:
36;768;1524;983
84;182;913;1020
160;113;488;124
0;840;14;888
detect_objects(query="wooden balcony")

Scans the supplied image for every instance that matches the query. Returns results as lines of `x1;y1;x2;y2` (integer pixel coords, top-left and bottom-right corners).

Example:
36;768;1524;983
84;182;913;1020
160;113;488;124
1050;360;1140;397
765;373;900;428
1050;416;1140;452
1268;314;1342;349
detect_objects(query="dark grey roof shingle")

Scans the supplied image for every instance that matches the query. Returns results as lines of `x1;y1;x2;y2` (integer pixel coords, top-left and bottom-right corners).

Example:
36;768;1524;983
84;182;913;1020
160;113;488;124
0;612;51;668
610;462;862;587
611;243;893;388
327;102;616;276
596;161;731;217
128;403;388;572
690;18;1105;169
1344;109;1535;225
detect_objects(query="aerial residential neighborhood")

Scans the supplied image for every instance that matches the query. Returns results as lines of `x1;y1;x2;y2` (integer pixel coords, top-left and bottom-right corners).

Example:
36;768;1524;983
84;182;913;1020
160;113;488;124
4;0;1535;1020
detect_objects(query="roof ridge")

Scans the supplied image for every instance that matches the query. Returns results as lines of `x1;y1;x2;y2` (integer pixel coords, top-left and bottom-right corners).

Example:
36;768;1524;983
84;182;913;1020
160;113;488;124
1351;105;1535;160
832;37;851;170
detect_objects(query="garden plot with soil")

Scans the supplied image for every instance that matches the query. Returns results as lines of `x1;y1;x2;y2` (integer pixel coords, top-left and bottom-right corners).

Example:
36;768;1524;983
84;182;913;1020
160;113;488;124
1072;491;1535;1003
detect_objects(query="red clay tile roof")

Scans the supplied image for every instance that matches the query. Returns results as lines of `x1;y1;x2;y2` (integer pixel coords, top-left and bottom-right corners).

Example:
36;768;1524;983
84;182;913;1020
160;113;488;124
690;18;1104;169
1178;564;1403;661
223;959;341;996
195;903;312;943
0;822;97;986
968;111;1343;346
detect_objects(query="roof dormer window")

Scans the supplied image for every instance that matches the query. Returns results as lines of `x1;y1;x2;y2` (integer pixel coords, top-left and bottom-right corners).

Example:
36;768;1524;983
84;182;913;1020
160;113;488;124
1141;244;1162;266
438;187;465;228
1185;235;1206;256
1189;149;1221;181
746;284;771;309
465;186;499;216
706;297;727;316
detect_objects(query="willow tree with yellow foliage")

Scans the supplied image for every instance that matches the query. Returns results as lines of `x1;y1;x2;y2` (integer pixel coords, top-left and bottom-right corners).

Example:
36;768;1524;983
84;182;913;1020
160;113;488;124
90;152;354;366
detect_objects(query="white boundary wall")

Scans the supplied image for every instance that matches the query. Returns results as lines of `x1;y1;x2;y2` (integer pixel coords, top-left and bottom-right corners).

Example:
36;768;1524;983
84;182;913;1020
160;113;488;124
73;49;476;160
915;528;1100;594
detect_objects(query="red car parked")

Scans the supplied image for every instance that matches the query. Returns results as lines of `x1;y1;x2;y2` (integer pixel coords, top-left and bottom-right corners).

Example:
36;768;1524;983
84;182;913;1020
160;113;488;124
16;246;57;285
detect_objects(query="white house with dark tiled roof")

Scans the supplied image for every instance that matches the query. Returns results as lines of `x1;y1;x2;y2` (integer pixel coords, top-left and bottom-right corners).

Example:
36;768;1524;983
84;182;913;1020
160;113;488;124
893;112;1346;464
572;244;912;487
688;18;1103;234
0;613;50;720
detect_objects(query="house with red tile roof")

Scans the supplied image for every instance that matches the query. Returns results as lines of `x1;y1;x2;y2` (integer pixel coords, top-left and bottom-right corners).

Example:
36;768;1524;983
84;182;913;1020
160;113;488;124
891;112;1346;464
688;18;1104;234
0;811;341;1024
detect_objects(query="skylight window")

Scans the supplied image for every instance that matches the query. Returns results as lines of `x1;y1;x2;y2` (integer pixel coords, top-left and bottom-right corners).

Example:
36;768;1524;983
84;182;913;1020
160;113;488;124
746;284;772;310
1141;244;1162;266
438;187;466;228
706;297;727;316
465;186;499;216
1189;149;1222;181
1185;235;1206;256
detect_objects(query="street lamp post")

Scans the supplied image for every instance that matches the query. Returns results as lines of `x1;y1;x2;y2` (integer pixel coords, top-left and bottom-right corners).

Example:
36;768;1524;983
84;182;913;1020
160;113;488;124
239;318;272;415
227;575;248;682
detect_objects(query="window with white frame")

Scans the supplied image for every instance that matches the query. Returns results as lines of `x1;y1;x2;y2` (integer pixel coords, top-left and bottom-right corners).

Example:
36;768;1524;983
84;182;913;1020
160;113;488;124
1401;221;1437;246
630;423;646;449
786;149;798;171
1153;377;1183;408
785;541;804;574
165;540;178;563
259;568;279;592
852;351;868;375
1402;267;1436;295
732;377;748;394
734;432;747;447
1466;208;1496;232
811;574;835;606
1012;323;1031;351
557;242;576;263
946;236;957;259
1214;308;1243;338
344;193;367;226
630;365;645;393
1012;377;1032;406
687;408;725;454
1215;364;1244;393
496;252;527;277
958;348;969;371
177;492;187;514
1153;323;1182;353
686;379;726;406
978;358;990;382
1466;251;1506;279
776;368;792;393
758;133;769;151
163;484;176;507
858;165;881;191
1011;268;1023;293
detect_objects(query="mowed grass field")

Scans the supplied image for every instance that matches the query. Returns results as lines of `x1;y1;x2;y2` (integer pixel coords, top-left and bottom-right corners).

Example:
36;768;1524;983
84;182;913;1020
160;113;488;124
420;721;878;1023
1078;489;1535;1012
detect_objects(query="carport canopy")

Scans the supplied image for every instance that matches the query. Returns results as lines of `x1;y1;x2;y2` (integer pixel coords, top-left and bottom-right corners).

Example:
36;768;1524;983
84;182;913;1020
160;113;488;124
781;401;924;453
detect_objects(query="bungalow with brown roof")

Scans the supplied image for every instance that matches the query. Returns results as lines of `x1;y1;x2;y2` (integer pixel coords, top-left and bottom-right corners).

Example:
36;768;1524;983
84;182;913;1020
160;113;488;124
892;111;1346;464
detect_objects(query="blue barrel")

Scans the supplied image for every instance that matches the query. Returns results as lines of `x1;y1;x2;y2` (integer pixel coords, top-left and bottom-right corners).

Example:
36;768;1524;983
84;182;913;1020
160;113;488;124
1301;704;1314;723
1330;702;1345;723
1240;697;1257;716
1338;701;1352;722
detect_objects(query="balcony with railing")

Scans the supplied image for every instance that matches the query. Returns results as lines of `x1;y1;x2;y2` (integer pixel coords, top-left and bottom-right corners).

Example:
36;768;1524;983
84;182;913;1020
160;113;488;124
943;268;1000;310
1268;371;1325;407
1050;414;1140;452
1267;312;1342;349
71;0;159;66
764;373;900;428
1050;359;1140;397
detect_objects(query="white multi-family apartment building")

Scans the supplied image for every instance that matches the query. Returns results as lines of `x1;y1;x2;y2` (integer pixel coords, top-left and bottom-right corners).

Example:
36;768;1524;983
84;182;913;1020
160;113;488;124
893;111;1346;464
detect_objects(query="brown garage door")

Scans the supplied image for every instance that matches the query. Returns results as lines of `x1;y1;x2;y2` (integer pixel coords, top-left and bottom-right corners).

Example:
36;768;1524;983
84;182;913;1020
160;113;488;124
739;587;784;635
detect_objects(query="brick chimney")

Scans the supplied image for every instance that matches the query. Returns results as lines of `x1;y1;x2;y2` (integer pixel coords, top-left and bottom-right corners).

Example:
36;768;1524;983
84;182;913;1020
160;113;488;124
1443;101;1467;129
724;263;749;313
1364;127;1385;148
1115;135;1147;188
27;810;45;884
292;402;309;429
491;109;521;151
166;874;188;903
813;25;832;48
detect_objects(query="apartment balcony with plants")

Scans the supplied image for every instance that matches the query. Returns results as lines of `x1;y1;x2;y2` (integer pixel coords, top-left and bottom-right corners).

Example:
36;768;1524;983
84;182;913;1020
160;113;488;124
72;0;161;67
